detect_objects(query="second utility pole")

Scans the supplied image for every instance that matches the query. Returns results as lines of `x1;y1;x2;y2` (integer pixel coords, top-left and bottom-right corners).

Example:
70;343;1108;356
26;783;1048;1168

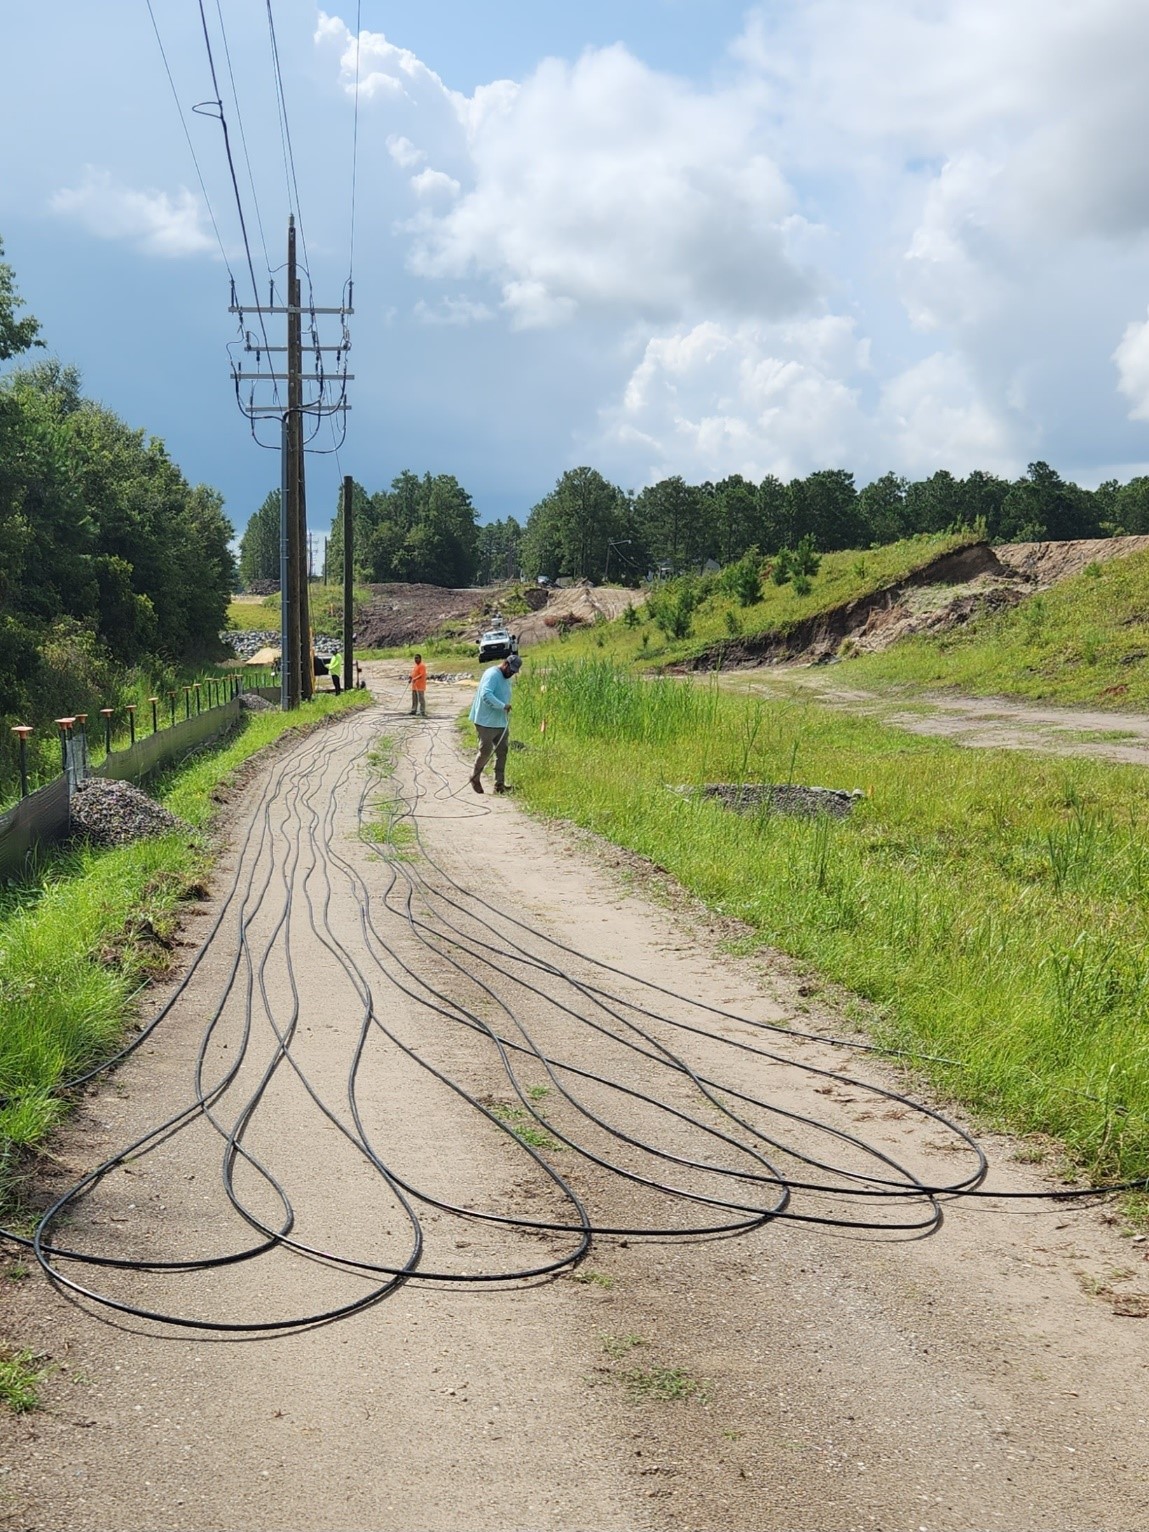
279;215;311;708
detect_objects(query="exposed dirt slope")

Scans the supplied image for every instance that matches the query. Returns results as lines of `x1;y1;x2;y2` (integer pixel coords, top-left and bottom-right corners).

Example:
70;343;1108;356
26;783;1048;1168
353;580;643;653
354;582;493;649
692;535;1149;671
515;582;644;646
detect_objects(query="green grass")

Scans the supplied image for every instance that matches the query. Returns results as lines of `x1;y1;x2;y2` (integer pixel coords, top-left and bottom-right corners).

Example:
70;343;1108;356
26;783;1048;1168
226;595;279;631
844;548;1149;710
547;530;978;671
361;798;417;859
0;1348;47;1413
572;1268;615;1289
356;639;478;663
487;1099;564;1151
227;584;374;637
0;689;368;1206
598;1336;707;1402
602;1332;647;1359
622;1365;709;1403
507;657;1149;1182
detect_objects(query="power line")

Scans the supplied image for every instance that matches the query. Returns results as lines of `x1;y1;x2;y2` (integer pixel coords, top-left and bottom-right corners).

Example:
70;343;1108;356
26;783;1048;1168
348;0;362;292
192;0;279;406
265;0;309;274
213;0;273;278
143;0;233;279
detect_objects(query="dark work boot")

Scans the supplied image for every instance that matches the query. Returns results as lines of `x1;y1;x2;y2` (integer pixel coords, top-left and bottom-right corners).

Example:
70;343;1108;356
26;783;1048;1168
470;775;484;794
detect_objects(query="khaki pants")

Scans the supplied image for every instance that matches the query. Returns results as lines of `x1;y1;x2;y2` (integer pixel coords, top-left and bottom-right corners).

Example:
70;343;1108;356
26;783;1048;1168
410;689;426;716
472;724;508;787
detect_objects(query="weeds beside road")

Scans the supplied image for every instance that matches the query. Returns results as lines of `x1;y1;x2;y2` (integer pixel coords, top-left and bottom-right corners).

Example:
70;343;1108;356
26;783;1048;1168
0;691;367;1210
511;658;1149;1186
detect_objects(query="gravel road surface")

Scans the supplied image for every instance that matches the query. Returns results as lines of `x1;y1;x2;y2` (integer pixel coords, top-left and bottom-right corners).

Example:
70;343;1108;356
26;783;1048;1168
3;663;1149;1531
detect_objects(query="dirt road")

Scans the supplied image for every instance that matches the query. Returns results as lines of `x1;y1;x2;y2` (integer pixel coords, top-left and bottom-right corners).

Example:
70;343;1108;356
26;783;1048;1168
721;663;1149;768
4;664;1149;1531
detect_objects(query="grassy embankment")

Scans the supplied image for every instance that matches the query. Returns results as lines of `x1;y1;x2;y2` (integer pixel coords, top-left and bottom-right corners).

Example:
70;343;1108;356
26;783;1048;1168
544;530;980;671
505;656;1149;1187
843;547;1149;711
0;690;367;1207
227;583;375;636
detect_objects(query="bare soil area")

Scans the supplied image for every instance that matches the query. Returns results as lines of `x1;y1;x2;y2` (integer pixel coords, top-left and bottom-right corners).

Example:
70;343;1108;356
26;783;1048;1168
723;666;1149;768
514;583;644;646
353;580;642;653
3;665;1149;1531
697;535;1149;670
354;582;495;650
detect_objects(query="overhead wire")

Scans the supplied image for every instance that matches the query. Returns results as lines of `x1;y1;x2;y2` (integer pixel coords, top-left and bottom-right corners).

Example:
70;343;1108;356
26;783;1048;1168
265;0;309;272
213;0;274;277
143;0;233;278
194;0;276;366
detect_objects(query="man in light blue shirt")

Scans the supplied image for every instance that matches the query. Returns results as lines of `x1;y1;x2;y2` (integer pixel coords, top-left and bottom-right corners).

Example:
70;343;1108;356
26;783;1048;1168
468;654;521;794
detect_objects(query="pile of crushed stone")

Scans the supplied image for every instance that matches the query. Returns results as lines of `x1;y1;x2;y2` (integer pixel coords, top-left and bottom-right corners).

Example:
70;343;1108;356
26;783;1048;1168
239;692;274;712
682;783;864;819
70;777;191;849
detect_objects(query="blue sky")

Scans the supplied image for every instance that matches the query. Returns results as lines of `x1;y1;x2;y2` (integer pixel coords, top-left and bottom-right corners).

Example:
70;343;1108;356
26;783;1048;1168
3;1;1149;546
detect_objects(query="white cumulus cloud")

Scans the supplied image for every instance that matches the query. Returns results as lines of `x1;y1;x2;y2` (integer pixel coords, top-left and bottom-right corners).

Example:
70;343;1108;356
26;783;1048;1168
50;167;216;258
1114;314;1149;423
600;316;870;485
321;18;813;331
314;5;1149;491
877;354;1016;476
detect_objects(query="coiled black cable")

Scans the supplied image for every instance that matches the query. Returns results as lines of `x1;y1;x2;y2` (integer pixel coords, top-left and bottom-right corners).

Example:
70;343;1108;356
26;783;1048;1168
1;701;1128;1337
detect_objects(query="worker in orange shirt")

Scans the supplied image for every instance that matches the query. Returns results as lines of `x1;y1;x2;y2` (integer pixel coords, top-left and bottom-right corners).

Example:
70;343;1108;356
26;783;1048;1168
409;653;428;716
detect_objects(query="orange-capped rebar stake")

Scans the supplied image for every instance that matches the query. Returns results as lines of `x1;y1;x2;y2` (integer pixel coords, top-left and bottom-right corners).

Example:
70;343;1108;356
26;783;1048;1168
10;725;32;798
54;717;76;776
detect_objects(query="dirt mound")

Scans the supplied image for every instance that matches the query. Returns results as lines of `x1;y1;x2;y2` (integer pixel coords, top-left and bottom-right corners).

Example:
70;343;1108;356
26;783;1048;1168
516;582;645;645
355;583;501;649
994;535;1149;584
692;536;1149;671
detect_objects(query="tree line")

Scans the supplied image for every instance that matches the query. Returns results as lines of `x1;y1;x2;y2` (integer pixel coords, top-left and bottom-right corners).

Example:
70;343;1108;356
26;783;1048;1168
244;458;1149;596
510;462;1149;586
0;238;235;755
241;471;480;590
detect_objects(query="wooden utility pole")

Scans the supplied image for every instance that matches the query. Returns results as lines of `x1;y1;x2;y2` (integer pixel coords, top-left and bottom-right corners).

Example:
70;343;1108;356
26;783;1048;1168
291;249;313;702
229;218;354;710
342;475;354;691
282;218;303;708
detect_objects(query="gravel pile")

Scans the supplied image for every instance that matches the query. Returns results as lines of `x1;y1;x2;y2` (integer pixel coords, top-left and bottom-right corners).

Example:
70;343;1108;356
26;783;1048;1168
683;783;864;819
240;692;275;712
71;777;190;849
222;629;341;662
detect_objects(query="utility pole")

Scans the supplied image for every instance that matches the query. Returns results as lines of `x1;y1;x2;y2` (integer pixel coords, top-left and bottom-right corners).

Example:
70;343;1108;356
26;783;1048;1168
342;475;354;693
283;218;303;708
229;217;354;711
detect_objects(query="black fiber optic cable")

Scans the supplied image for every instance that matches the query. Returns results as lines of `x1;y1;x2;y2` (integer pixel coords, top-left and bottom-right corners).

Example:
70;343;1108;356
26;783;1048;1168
2;707;1134;1339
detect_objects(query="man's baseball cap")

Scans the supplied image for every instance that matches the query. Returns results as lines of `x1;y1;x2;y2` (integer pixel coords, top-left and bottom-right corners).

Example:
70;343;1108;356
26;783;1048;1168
505;654;522;673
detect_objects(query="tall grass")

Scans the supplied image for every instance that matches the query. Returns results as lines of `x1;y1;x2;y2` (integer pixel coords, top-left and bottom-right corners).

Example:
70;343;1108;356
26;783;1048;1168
513;659;1149;1180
